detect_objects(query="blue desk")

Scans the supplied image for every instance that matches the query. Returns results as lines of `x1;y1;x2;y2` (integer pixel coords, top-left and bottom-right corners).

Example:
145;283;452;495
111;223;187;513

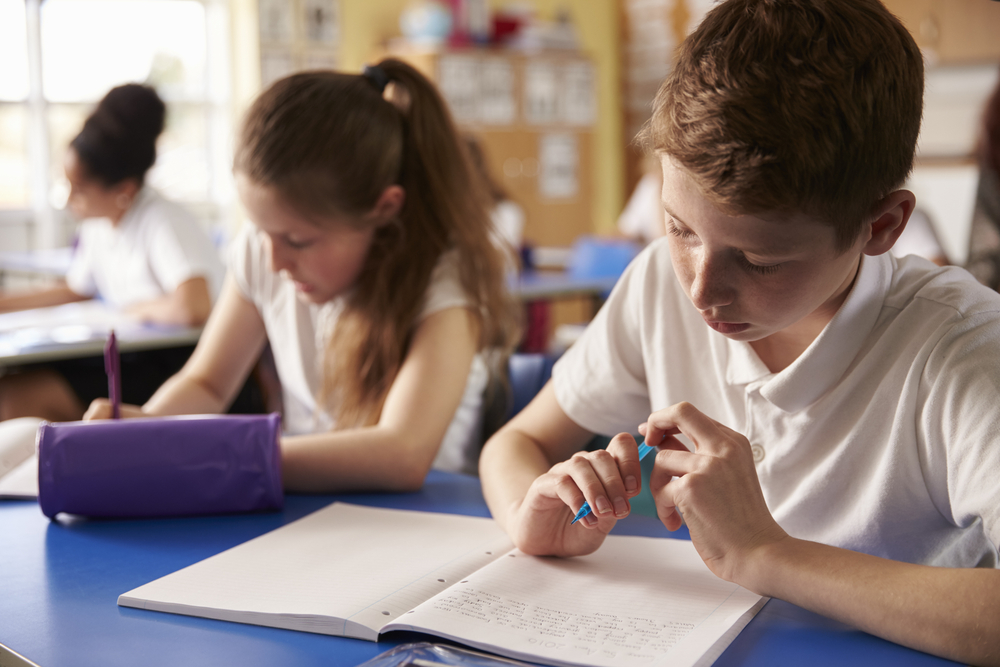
0;471;960;667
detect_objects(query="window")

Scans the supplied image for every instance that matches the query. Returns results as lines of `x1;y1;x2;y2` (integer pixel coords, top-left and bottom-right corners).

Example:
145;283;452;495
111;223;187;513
0;0;232;250
0;1;30;209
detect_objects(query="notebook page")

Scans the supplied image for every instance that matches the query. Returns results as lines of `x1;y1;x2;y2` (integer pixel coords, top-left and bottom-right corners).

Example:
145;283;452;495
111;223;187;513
119;503;512;640
384;535;764;667
0;454;38;499
0;417;41;480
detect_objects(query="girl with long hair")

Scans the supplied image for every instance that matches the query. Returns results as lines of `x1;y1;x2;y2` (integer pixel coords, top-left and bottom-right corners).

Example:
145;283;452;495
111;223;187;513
86;60;522;491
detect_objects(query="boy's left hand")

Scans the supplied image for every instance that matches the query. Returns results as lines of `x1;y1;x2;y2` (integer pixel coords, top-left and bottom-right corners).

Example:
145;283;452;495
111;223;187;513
643;402;788;585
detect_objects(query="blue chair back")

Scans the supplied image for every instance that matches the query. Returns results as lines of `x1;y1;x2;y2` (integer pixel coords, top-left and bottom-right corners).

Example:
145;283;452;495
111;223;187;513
507;353;556;419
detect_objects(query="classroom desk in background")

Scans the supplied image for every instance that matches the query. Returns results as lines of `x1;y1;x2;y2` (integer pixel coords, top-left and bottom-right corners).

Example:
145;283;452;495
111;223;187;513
512;270;619;302
0;301;201;367
0;471;961;667
512;271;620;353
0;247;73;288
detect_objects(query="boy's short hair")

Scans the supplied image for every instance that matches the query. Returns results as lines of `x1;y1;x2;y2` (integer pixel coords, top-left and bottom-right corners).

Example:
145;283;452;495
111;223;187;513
642;0;923;250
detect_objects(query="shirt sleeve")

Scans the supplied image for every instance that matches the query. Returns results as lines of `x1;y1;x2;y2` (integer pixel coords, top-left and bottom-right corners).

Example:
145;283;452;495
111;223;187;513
922;308;1000;554
552;248;656;436
225;223;266;307
146;204;224;299
418;249;471;320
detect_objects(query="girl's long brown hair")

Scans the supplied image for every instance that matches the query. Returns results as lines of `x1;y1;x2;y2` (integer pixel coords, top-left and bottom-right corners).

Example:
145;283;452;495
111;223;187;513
234;59;522;427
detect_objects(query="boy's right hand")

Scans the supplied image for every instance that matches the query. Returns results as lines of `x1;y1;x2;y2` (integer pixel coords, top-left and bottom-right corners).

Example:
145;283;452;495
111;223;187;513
509;432;644;557
83;399;146;421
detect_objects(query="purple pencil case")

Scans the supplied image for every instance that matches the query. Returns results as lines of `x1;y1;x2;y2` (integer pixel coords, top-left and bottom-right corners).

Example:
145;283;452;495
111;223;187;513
37;413;283;519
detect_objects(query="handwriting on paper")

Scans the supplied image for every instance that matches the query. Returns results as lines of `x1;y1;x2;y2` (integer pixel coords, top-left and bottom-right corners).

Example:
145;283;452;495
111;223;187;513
431;586;695;658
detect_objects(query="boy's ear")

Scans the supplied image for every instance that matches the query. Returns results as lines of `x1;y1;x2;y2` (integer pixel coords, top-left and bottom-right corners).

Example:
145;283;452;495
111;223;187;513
368;185;405;226
862;189;916;257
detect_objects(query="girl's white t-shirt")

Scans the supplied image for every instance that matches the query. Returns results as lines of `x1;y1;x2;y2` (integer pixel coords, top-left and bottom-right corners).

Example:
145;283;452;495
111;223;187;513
66;186;224;306
228;224;488;475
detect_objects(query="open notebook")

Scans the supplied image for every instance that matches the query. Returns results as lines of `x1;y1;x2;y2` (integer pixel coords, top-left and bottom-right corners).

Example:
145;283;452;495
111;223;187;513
0;417;41;499
119;503;765;667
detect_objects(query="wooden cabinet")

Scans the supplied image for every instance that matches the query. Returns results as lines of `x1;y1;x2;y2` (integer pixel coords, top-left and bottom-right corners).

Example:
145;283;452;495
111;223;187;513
385;45;596;247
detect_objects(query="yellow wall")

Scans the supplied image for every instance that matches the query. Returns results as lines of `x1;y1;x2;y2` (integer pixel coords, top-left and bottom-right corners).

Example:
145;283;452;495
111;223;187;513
338;0;624;236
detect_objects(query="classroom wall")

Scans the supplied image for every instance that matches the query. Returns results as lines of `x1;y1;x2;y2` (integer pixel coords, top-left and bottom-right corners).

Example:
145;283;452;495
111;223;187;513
336;0;624;236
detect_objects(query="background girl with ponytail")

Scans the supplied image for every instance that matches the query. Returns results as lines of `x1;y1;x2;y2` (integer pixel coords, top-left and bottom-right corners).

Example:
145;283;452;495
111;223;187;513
86;60;522;491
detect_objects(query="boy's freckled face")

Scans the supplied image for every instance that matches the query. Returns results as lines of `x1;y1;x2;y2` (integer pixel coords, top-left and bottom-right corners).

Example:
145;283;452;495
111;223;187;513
236;174;376;305
659;156;865;342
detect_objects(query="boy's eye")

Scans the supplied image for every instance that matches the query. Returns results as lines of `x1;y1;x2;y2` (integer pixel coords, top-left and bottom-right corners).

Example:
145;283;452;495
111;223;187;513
665;219;694;238
739;254;781;275
285;236;313;250
665;217;780;275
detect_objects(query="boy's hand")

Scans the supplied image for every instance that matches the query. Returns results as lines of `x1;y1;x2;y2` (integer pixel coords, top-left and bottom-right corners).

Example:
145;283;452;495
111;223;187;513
83;398;145;421
510;433;645;557
644;402;788;584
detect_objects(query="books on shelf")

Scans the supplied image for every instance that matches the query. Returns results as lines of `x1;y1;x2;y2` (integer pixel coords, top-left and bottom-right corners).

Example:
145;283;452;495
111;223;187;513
119;503;765;667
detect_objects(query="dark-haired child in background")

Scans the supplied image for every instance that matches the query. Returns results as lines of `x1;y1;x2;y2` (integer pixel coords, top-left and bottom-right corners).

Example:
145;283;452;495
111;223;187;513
0;83;224;422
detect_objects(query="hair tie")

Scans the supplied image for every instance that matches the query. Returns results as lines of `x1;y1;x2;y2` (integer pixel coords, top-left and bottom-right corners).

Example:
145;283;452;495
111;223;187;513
362;64;390;94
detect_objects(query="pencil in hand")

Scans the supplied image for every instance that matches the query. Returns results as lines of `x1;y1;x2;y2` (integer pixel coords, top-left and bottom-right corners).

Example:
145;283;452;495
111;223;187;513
570;442;656;524
104;330;121;419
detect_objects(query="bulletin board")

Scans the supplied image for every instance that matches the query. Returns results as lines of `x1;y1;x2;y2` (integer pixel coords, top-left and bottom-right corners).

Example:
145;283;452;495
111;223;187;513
258;0;340;88
391;45;597;248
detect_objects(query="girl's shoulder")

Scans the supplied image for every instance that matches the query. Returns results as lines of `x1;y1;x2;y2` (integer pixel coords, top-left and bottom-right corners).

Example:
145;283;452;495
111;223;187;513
127;187;203;239
419;249;469;320
226;223;272;302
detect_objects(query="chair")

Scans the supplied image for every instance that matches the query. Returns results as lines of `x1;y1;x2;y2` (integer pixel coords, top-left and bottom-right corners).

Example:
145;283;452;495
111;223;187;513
566;235;641;283
507;352;556;419
551;236;641;354
498;352;659;518
479;352;556;449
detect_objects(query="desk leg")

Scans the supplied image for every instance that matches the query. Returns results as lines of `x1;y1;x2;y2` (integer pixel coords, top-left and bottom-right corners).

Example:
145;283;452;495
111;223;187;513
520;300;551;353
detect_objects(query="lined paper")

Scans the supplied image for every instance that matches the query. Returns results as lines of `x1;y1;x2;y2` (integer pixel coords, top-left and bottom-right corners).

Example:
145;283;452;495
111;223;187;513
119;503;764;666
386;536;764;667
0;455;38;499
0;417;41;499
119;503;513;640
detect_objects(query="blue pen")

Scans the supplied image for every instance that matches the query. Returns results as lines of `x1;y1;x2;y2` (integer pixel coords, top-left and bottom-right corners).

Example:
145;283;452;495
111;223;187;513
571;442;656;525
104;329;121;419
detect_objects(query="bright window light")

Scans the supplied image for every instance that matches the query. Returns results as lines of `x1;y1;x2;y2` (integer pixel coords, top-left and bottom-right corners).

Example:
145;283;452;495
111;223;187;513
0;107;29;206
40;0;207;102
0;0;29;101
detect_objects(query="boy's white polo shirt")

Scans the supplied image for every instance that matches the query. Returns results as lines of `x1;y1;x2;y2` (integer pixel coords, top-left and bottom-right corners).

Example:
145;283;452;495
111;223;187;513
553;238;1000;569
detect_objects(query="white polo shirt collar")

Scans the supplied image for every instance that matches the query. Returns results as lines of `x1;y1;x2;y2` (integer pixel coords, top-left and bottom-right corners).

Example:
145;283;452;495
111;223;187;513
724;252;893;412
